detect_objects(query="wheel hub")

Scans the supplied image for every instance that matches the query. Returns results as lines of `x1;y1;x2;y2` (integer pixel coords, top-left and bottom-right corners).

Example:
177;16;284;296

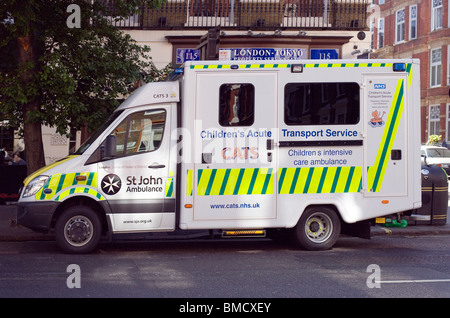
65;217;92;246
305;213;332;242
309;221;321;233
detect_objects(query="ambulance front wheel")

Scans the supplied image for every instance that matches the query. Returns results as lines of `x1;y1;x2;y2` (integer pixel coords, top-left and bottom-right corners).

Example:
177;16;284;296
292;206;341;251
55;206;102;254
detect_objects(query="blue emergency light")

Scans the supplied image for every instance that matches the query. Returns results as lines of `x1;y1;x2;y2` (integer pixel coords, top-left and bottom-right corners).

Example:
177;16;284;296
393;63;406;72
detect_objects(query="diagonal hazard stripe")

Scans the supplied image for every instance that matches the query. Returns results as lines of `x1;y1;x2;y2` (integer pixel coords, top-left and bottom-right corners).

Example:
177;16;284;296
197;168;273;196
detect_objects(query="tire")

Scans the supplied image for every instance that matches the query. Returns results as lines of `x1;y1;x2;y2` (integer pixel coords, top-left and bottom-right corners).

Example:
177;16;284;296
291;206;341;251
55;206;102;254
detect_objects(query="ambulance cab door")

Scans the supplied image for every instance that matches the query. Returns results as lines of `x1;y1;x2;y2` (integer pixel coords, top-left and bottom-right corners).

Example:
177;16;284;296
193;72;277;223
97;106;175;232
363;75;408;197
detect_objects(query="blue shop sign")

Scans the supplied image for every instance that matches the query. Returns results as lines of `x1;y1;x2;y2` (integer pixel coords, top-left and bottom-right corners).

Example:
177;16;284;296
310;49;339;60
176;48;200;64
219;48;307;61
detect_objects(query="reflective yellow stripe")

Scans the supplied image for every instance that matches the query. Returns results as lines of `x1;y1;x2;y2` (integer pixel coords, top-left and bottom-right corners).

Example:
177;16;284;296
192;64;289;70
368;79;404;192
278;167;363;194
197;168;273;196
186;169;193;196
54;187;105;201
407;63;413;89
303;63;393;68
210;169;226;196
165;171;174;197
36;172;99;201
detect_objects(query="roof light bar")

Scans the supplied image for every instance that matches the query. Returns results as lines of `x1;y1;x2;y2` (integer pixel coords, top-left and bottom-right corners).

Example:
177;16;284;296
393;63;406;72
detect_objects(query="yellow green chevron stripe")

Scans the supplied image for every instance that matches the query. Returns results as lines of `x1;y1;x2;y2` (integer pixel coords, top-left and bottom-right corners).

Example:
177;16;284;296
165;171;174;198
191;62;404;70
191;63;290;70
187;169;193;196
406;63;413;89
197;168;273;196
303;62;394;68
278;166;362;194
36;172;98;200
54;187;105;201
367;79;404;192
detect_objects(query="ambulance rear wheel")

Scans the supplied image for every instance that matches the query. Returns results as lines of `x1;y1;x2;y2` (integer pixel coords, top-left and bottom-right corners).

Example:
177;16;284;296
292;206;341;251
55;206;101;254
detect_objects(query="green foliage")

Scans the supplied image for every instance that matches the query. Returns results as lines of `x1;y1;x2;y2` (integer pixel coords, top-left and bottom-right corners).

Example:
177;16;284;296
427;135;442;146
0;0;172;136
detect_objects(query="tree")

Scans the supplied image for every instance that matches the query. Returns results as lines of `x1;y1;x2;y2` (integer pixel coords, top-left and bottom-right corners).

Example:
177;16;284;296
0;0;170;173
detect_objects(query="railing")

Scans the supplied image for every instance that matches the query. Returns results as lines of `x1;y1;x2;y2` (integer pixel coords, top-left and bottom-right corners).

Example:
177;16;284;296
105;0;369;30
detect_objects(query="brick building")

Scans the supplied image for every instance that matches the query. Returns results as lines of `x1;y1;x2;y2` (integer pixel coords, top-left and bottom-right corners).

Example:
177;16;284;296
369;0;450;144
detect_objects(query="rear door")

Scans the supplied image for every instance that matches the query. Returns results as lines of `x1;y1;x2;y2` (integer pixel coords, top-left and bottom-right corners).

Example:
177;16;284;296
363;75;408;196
193;72;277;221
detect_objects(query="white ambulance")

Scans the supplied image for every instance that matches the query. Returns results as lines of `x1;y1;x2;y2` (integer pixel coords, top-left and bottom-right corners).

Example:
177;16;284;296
17;59;421;253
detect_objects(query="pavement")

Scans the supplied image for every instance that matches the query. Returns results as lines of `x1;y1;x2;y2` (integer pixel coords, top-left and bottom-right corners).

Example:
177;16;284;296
1;202;450;242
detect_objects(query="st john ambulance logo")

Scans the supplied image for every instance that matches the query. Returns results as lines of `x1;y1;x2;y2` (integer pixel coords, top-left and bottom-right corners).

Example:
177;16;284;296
101;174;122;195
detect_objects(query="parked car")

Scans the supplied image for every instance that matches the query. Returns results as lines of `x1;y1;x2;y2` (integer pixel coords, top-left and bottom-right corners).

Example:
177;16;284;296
421;145;450;177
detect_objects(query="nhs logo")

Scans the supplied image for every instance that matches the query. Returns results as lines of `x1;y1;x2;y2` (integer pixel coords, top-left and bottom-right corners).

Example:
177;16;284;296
374;84;386;89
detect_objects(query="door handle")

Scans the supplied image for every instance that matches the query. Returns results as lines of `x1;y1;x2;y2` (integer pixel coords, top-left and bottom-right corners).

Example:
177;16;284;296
391;149;402;160
148;164;165;169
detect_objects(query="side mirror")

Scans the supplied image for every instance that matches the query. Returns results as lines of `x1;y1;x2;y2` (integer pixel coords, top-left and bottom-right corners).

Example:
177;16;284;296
101;135;117;160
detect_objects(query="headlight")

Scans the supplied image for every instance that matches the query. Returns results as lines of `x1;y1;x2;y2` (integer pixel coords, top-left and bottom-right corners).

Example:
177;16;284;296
22;175;49;198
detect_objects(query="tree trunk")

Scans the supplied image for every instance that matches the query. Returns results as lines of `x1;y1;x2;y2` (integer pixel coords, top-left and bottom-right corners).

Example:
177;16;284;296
16;34;46;174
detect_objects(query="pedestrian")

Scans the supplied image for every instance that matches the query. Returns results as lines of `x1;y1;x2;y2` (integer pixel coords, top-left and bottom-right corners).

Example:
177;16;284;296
2;147;10;163
11;152;26;166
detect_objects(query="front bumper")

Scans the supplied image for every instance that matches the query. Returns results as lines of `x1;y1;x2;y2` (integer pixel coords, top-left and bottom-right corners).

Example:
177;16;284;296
17;201;59;233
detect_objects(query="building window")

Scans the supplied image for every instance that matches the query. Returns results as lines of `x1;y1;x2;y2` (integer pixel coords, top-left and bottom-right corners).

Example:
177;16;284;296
396;8;405;43
429;105;440;137
409;5;417;40
430;48;442;87
431;0;443;31
378;18;384;49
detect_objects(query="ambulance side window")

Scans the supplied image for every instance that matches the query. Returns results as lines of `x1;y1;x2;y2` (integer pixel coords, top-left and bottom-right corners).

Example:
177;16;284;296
284;82;360;125
113;109;166;157
219;84;254;126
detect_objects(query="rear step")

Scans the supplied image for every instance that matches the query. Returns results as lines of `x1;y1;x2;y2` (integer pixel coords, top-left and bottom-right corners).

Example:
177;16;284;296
222;229;266;238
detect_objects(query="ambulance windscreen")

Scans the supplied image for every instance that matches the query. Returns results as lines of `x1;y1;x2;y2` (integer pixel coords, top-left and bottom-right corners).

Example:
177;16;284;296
74;110;124;155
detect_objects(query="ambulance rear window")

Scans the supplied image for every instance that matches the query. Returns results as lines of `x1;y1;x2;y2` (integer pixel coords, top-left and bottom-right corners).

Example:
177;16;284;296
219;83;254;126
284;82;360;125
